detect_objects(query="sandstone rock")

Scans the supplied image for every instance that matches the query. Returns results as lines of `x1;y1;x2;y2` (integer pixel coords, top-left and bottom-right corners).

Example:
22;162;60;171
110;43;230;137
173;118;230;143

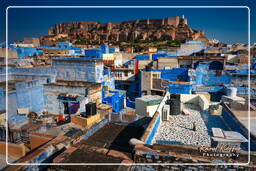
41;16;208;45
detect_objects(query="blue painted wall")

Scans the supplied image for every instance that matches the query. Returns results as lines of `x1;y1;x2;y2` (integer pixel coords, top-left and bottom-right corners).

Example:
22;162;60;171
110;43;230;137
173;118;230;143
135;55;149;60
100;45;109;54
5;79;47;116
145;114;161;145
102;89;125;113
7;67;56;76
52;58;104;83
84;49;103;58
0;88;5;111
152;53;168;60
150;68;189;82
168;83;193;94
56;42;72;48
195;71;231;86
15;80;45;113
1;68;55;115
10;47;43;58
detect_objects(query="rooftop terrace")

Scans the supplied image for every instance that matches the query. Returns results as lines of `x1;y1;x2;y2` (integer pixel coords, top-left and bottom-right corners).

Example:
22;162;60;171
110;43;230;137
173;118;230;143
79;123;145;156
51;121;148;168
0;79;32;91
224;102;255;138
45;80;101;88
152;103;230;147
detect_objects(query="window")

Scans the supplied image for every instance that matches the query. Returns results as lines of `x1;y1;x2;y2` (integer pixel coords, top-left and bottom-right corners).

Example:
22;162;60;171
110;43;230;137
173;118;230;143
153;74;159;78
125;71;128;77
46;78;51;83
85;88;88;97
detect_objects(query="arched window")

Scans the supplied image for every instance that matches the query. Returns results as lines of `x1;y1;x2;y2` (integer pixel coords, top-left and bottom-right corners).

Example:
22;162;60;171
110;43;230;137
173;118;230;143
209;61;223;70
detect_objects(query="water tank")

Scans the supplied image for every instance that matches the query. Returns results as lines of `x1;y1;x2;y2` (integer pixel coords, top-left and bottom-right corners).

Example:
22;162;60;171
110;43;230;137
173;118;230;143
226;87;237;98
86;102;97;116
168;94;182;115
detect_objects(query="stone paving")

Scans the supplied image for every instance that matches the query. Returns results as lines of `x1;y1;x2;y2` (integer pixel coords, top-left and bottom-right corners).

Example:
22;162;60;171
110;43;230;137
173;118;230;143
152;104;212;147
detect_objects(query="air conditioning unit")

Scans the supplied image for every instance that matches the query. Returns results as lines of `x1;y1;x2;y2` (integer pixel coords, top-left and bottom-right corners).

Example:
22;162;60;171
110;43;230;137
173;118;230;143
162;105;170;121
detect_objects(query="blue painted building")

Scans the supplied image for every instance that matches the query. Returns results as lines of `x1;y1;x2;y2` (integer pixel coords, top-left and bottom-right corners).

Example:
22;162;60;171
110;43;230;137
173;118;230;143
109;47;119;53
100;45;109;54
1;79;49;116
11;47;43;58
43;42;83;56
151;40;206;59
152;53;168;60
1;42;44;58
52;58;104;83
177;41;207;56
84;45;118;58
189;63;232;101
135;55;150;60
0;67;55;116
102;89;126;113
192;63;232;86
84;49;103;58
168;83;193;94
158;68;189;82
142;64;232;97
56;42;72;49
44;80;102;114
148;68;192;94
15;79;46;113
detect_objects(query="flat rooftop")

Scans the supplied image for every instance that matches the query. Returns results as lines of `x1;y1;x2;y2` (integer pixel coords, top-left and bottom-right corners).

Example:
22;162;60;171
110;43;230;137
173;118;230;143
178;56;225;60
228;106;256;137
80;123;145;156
45;80;101;88
51;145;122;171
52;58;103;63
52;122;147;168
136;95;163;104
0;79;31;91
152;103;230;147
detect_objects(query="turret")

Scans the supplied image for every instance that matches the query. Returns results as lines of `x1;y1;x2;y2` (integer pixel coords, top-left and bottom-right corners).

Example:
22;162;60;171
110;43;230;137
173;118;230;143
146;18;150;25
107;22;112;30
180;15;187;26
48;27;54;35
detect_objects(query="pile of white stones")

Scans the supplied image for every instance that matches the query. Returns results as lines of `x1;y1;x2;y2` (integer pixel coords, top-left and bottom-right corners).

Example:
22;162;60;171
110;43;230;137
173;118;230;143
152;103;211;147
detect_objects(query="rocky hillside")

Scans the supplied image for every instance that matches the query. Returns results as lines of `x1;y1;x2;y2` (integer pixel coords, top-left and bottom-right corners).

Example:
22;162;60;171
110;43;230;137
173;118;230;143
41;16;208;45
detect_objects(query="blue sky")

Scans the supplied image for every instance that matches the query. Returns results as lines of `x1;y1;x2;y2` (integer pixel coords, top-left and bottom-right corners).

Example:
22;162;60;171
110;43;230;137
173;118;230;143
0;0;255;44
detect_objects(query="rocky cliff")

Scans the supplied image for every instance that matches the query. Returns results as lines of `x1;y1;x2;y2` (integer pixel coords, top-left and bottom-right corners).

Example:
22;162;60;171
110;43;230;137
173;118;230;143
43;16;208;44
